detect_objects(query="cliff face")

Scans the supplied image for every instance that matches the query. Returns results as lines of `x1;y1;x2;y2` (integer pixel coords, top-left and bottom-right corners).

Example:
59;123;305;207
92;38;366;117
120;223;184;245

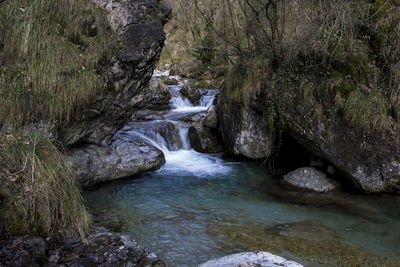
217;80;400;194
59;0;171;146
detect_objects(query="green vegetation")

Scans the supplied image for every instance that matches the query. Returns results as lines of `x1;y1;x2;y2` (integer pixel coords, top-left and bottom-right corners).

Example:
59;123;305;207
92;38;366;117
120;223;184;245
0;0;114;237
205;0;400;135
0;132;91;237
0;0;114;126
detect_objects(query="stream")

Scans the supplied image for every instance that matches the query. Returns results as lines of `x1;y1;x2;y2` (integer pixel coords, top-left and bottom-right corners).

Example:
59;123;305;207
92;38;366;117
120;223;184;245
84;77;400;266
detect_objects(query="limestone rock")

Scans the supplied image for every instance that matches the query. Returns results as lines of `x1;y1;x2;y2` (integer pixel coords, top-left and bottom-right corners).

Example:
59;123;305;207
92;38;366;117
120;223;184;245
180;84;201;105
188;126;223;153
281;167;339;193
218;103;272;159
131;79;171;111
58;0;172;145
68;137;165;188
203;108;218;129
164;77;179;85
199;252;303;267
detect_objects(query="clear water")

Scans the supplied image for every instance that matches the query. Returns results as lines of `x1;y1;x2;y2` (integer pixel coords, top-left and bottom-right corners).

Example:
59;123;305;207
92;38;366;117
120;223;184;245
84;151;400;266
84;79;400;266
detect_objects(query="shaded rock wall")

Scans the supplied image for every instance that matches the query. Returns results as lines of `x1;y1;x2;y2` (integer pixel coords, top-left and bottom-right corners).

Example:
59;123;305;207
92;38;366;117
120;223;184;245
216;78;400;194
59;0;171;146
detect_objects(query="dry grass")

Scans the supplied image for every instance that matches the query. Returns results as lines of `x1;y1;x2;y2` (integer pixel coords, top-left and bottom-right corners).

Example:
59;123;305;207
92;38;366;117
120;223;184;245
218;0;400;134
0;132;91;237
0;0;114;126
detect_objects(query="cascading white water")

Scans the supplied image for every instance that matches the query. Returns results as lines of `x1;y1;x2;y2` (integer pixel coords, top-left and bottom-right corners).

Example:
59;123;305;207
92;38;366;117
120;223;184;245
179;128;190;150
169;84;210;113
171;96;193;109
122;82;229;176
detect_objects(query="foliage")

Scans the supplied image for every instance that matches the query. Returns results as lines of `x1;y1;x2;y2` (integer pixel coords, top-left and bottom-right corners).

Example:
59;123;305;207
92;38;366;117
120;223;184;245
203;0;400;135
0;132;91;237
192;21;216;65
0;0;115;126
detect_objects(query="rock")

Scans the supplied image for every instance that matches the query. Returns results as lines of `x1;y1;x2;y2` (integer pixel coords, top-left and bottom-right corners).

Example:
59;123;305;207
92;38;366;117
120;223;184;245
131;79;171;111
217;71;400;193
58;0;172;146
281;167;339;193
122;120;182;151
0;227;165;266
188;126;223;153
180;84;201;105
269;222;343;242
218;101;272;159
203;108;218;129
199;252;303;267
164;77;179;85
68;137;165;188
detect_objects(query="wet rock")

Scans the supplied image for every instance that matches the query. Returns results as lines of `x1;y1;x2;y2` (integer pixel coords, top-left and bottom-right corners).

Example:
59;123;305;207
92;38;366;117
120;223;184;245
68;137;165;188
199;251;303;267
281;167;339;193
0;227;165;266
58;0;172;146
132;79;171;111
180;84;201;105
203;108;218;129
188;126;223;153
164;77;179;85
122;120;182;151
218;102;272;159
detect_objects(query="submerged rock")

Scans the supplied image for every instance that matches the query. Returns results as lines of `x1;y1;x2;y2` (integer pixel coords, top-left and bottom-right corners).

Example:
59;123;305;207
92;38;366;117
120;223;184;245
199;251;303;267
281;167;339;193
180;84;201;105
208;219;400;266
188;126;223;153
68;137;165;188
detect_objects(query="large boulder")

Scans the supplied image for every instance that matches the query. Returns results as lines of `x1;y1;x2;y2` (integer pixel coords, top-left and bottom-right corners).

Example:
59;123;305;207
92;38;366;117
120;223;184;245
281;167;339;193
58;0;172;145
68;137;165;188
131;79;171;111
283;101;400;194
218;100;272;159
203;108;218;129
199;252;303;267
180;84;201;105
217;72;400;194
188;126;223;153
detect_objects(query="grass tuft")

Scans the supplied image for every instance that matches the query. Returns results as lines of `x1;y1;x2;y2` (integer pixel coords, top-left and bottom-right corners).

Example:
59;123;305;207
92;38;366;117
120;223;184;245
0;132;91;237
0;0;115;126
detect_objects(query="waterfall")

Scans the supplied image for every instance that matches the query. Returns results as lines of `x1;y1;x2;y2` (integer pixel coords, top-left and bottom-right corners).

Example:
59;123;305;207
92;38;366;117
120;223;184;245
121;77;220;165
179;128;191;150
171;96;193;109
